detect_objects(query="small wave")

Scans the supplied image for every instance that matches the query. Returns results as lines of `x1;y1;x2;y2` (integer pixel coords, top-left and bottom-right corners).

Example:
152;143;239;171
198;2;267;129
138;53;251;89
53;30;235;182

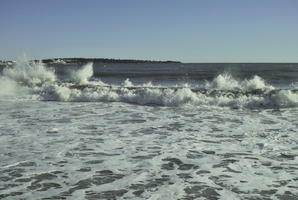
122;78;134;87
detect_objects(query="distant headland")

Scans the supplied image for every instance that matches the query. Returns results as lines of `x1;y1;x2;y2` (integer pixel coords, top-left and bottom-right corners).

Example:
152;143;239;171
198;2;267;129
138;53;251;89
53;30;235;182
0;58;181;66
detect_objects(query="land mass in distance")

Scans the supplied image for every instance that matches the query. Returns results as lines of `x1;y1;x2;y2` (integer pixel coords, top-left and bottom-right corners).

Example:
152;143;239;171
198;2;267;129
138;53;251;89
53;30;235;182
0;58;181;66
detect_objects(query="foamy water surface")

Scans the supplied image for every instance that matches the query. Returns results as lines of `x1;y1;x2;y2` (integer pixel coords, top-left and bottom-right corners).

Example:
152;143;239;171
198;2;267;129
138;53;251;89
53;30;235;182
0;61;298;199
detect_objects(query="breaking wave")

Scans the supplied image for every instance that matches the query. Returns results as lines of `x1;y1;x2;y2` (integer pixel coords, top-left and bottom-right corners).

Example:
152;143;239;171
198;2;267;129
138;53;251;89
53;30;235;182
70;62;93;84
3;60;56;86
1;59;298;109
206;73;274;91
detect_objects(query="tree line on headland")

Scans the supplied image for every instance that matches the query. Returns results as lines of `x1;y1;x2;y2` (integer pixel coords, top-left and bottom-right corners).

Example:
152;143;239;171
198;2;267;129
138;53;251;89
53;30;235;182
0;58;181;66
40;58;181;64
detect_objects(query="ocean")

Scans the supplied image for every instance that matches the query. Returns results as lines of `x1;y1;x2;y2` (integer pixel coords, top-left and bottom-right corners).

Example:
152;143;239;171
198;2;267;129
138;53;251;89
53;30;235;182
0;60;298;199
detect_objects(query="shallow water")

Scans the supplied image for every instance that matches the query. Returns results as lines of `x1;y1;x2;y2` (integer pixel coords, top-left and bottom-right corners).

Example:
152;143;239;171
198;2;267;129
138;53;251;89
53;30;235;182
0;61;298;199
1;100;298;199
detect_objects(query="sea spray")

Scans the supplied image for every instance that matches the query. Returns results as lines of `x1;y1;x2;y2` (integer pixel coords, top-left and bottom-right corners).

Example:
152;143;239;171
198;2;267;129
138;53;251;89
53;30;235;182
0;77;26;97
3;60;56;86
71;62;93;84
42;85;72;101
274;90;298;107
36;73;298;108
0;59;55;99
206;74;274;91
122;78;134;87
243;75;274;90
206;73;239;90
1;60;297;109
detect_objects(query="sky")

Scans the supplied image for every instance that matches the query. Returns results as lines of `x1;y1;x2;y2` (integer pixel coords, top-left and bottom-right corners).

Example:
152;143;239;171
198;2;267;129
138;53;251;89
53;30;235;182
0;0;297;62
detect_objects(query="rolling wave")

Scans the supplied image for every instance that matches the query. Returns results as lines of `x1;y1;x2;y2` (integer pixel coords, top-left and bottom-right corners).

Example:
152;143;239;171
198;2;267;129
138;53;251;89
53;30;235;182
1;59;298;109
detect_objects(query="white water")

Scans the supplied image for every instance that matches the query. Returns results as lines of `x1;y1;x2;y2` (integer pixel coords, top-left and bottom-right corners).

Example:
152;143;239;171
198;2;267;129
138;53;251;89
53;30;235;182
70;62;93;84
0;101;297;200
3;60;56;86
0;60;298;199
206;73;274;91
1;60;298;109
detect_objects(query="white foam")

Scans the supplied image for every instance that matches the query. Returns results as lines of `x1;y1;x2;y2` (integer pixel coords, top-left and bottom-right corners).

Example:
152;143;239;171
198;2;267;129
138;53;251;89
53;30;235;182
243;75;274;90
206;74;274;91
36;80;298;109
1;92;297;199
122;78;134;87
3;59;56;86
71;62;93;84
0;77;26;97
274;90;298;107
206;73;239;90
42;85;72;101
1;60;297;109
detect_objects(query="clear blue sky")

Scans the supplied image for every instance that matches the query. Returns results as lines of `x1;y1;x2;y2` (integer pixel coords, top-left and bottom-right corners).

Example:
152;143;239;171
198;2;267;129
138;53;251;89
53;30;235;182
0;0;297;62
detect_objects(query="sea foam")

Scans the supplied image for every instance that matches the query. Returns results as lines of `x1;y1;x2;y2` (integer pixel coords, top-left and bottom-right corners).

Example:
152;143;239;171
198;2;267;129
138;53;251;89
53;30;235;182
1;59;298;109
206;73;274;91
3;60;56;86
70;62;93;84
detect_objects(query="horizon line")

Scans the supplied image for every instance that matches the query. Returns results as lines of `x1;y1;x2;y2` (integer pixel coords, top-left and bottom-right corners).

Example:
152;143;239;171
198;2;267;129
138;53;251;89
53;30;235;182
1;57;298;64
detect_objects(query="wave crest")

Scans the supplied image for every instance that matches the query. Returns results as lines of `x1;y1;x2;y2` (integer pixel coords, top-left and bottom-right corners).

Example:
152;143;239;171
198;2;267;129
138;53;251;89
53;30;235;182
3;60;56;86
206;74;274;91
71;62;93;84
1;59;298;109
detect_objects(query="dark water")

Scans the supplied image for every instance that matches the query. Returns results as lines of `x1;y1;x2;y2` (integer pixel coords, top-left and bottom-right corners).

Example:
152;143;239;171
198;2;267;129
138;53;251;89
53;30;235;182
2;62;298;84
48;63;298;86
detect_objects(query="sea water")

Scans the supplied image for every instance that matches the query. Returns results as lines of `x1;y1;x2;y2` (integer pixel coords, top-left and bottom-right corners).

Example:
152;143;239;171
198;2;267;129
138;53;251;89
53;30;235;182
0;61;297;199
